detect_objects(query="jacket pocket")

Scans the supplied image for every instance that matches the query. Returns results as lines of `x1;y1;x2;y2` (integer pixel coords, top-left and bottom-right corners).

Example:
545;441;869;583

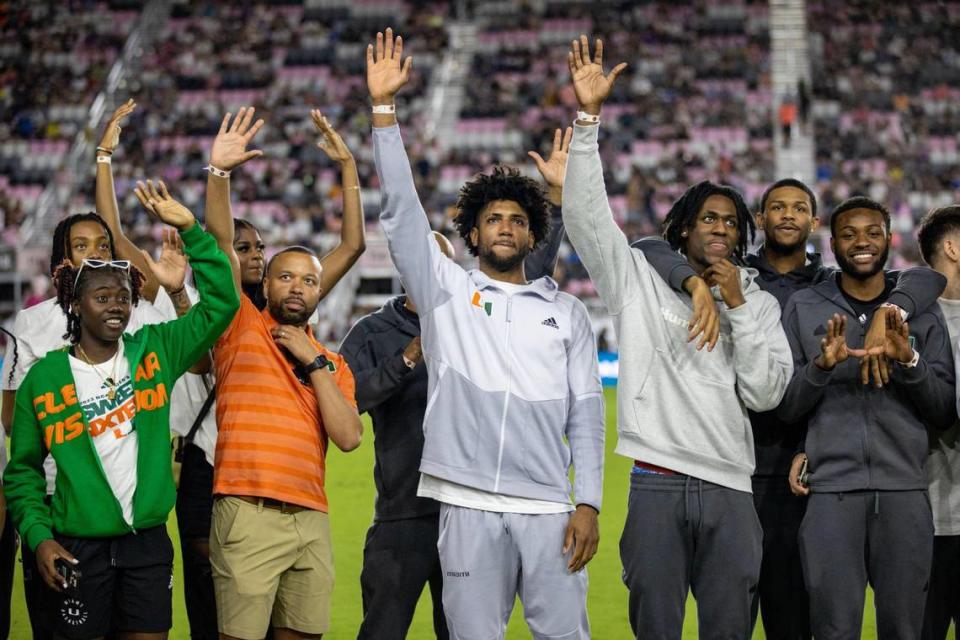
631;349;746;462
517;398;570;487
420;366;483;468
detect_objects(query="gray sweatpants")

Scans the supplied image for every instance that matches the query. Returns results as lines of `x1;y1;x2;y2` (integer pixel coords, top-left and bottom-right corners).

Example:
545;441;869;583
619;473;763;640
437;504;589;639
799;490;934;640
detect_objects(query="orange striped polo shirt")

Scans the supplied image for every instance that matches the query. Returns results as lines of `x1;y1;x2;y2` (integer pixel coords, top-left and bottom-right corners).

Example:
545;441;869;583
212;296;356;511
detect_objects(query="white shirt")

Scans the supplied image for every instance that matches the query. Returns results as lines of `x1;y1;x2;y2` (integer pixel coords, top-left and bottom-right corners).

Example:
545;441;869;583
418;474;573;514
1;295;167;493
69;341;138;525
931;297;960;535
151;285;218;466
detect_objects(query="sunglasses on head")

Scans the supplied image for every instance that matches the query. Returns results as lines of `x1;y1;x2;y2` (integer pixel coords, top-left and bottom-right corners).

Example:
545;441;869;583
74;259;131;288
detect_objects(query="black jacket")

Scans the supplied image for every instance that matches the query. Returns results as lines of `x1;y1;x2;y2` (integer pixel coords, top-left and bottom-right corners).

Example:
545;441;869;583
634;238;946;477
340;212;565;520
779;274;956;491
340;297;434;520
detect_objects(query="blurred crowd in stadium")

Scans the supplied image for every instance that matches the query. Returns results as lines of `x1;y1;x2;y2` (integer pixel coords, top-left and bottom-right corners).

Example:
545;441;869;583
0;0;958;335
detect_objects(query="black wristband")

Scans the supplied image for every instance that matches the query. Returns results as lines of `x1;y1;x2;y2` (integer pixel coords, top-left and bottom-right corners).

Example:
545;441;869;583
302;353;331;375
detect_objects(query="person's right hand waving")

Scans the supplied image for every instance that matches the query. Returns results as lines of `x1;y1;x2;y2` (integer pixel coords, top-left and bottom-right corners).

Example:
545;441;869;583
367;27;413;104
134;179;196;231
568;35;628;117
210;107;265;172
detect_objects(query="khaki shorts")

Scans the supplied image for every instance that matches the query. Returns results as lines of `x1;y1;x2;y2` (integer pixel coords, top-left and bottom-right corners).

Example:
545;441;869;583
209;496;334;639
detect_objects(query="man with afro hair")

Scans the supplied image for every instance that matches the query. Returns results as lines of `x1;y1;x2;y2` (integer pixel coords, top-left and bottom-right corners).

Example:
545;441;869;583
368;29;605;639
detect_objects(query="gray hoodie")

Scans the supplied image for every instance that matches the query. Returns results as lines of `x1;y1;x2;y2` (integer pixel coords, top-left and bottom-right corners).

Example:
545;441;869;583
562;124;793;492
778;275;956;491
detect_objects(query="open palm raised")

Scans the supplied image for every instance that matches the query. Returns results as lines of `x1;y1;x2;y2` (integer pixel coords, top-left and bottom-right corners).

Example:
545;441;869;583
210;107;265;171
134;179;196;231
367;27;413;103
568;35;628;114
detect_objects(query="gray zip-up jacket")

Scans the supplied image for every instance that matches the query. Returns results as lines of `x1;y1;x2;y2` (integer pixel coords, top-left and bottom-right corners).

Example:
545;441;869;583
562;123;793;492
778;276;956;491
373;124;605;511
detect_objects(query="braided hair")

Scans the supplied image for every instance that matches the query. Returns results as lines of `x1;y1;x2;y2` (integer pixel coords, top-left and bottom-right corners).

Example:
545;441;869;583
50;213;117;278
661;180;755;261
51;260;145;344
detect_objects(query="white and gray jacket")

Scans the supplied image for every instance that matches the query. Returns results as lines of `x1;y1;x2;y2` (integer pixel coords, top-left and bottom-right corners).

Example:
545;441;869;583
373;124;605;511
562;123;793;493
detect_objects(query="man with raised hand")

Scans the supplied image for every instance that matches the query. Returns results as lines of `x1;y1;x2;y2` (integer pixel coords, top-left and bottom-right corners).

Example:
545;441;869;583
631;179;945;640
779;197;955;640
561;36;794;639
342;127;573;640
201;108;363;640
369;28;605;639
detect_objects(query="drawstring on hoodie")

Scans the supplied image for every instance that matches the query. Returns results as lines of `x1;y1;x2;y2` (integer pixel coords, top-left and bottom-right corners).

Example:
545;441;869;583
874;491;880;516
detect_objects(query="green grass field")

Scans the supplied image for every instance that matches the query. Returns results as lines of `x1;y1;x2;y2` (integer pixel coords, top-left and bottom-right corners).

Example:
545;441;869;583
7;388;909;638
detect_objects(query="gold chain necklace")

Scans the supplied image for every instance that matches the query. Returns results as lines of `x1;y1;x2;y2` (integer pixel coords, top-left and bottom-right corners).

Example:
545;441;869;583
76;342;121;401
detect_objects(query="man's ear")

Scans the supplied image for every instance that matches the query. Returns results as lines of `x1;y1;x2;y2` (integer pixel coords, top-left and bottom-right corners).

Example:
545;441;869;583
754;211;765;231
810;217;821;233
469;227;479;251
943;237;960;263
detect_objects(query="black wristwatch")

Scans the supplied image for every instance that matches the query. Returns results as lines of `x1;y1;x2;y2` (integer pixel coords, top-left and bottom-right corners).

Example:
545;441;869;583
302;353;331;375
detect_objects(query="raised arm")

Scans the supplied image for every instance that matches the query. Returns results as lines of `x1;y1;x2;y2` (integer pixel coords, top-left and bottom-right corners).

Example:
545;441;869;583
311;110;366;300
562;37;646;315
205;108;266;294
135;180;240;379
95;100;155;300
369;29;459;315
525;127;570;281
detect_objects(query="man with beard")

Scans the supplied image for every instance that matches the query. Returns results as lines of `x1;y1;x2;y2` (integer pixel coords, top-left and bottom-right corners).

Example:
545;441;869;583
778;196;956;639
632;179;945;640
341;128;571;640
369;29;605;638
204;125;364;638
562;36;793;639
208;239;363;640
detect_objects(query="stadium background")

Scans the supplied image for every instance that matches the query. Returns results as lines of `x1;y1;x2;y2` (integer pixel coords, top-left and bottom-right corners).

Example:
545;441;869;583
1;0;958;637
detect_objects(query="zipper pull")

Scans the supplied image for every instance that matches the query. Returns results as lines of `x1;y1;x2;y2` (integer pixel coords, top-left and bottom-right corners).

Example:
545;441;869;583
506;297;513;322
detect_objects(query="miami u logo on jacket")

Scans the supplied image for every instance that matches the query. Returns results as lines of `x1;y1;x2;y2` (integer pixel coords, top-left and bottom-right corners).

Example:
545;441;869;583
471;292;493;316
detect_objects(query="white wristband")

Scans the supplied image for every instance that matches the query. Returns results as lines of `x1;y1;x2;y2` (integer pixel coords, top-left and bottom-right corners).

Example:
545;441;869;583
899;349;920;369
576;111;600;124
96;155;112;164
372;104;396;114
205;164;230;178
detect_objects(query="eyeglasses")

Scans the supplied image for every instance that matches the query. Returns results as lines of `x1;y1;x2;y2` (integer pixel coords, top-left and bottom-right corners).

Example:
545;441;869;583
74;259;131;288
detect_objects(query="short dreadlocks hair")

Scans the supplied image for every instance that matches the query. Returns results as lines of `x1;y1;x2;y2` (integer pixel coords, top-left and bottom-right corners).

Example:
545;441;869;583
453;166;552;257
829;196;891;238
661;181;755;260
50;213;116;278
917;205;960;267
51;259;145;344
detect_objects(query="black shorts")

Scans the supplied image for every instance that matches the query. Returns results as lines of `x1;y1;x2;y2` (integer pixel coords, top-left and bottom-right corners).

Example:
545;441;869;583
42;525;173;639
176;442;215;540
